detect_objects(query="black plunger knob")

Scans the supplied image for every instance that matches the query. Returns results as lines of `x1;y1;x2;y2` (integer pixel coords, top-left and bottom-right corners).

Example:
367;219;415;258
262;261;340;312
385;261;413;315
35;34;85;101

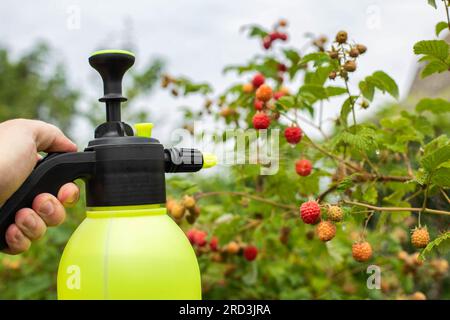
89;50;135;122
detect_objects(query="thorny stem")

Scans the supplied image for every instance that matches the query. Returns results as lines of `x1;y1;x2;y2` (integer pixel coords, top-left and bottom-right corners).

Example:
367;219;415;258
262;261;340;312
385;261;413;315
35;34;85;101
420;176;432;227
194;192;450;217
405;188;424;202
344;79;357;129
343;200;450;216
362;211;375;240
402;153;414;177
195;191;297;211
304;136;360;171
338;43;358;130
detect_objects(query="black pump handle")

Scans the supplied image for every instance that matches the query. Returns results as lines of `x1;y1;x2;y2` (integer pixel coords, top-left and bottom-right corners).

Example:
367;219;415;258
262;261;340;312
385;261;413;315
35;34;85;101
0;152;95;250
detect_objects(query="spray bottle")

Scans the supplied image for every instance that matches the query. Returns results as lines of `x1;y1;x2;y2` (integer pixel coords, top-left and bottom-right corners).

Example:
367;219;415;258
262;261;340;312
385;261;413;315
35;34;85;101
0;50;216;299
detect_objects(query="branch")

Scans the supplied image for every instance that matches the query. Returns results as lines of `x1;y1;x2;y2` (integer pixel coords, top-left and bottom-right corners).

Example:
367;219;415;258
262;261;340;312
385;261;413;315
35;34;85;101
318;174;412;201
343;200;450;216
195;191;297;211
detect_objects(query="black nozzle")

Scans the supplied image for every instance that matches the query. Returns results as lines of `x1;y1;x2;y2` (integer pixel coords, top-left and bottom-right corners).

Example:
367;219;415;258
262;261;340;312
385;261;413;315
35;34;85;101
89;50;135;122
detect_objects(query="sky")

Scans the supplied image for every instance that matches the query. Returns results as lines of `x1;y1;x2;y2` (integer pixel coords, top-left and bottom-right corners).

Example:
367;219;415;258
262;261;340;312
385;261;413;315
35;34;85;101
0;0;444;150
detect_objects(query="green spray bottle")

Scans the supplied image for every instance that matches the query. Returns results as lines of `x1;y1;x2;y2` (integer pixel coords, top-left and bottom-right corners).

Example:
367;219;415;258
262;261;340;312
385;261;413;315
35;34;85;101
0;50;217;299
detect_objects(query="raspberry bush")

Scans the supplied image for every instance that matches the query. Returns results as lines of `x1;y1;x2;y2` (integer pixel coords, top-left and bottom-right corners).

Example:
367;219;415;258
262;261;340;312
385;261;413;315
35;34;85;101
163;2;449;300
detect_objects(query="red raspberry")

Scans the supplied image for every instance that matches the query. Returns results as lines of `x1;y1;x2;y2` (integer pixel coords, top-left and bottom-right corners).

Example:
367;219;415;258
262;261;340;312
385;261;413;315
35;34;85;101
186;229;197;244
269;32;279;41
209;236;219;251
278;63;287;72
194;230;207;247
295;159;312;176
252;112;271;130
300;201;321;224
252;73;265;88
243;245;258;261
263;36;272;50
254;99;264;111
279;33;288;41
273;91;285;100
284;126;303;144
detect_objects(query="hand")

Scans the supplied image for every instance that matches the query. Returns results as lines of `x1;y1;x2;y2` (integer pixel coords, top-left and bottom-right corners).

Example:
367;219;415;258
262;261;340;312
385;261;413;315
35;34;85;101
0;119;80;254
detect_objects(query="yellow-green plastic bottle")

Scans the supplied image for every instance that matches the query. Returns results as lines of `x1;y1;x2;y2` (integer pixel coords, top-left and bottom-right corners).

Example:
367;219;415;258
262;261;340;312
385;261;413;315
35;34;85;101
57;205;201;300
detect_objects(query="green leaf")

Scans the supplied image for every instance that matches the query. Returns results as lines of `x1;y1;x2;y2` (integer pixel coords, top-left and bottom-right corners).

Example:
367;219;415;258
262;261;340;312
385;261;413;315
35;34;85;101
276;95;296;109
424;135;449;155
413;40;449;61
428;0;437;9
283;49;301;65
371;71;399;99
420;231;450;260
421;144;450;172
362;71;399;100
435;21;449;36
359;80;375;101
339;96;353;126
336;173;360;191
432;167;450;187
299;52;331;67
242;25;268;39
336;126;377;152
416;98;450;113
325;86;347;97
299;84;328;100
421;59;449;78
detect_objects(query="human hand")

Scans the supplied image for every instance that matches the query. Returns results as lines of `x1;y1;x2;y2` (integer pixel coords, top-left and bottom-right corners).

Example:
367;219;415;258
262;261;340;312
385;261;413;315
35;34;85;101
0;119;80;254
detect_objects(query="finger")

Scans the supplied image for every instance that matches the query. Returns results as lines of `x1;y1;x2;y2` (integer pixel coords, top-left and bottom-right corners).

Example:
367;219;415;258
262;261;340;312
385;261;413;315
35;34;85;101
57;183;80;208
32;193;66;226
28;120;77;153
15;208;47;241
4;224;31;255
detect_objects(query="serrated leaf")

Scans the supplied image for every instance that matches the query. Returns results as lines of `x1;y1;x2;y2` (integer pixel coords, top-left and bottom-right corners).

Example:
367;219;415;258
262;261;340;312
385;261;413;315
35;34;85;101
337;127;377;152
416;98;450;113
435;21;449;36
420;231;450;260
421;144;450;172
421;59;449;78
336;174;360;192
371;71;399;99
414;40;449;60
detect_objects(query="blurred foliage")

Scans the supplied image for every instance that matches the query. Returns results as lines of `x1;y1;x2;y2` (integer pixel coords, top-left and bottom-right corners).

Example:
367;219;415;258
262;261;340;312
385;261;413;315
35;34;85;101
0;42;79;133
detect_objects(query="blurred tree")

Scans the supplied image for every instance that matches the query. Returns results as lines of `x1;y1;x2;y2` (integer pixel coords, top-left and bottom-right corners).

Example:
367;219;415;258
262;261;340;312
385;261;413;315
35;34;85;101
0;42;79;133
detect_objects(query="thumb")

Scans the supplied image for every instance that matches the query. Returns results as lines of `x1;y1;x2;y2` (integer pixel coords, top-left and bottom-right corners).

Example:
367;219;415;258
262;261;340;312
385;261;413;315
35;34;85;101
30;120;77;153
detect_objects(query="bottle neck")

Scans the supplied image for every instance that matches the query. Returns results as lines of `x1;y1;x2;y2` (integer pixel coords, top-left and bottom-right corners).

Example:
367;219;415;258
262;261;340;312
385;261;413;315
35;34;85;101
86;204;166;218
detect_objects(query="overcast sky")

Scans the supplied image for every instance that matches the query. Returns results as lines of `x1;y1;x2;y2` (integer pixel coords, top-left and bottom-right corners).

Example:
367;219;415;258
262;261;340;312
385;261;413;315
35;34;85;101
0;0;444;148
